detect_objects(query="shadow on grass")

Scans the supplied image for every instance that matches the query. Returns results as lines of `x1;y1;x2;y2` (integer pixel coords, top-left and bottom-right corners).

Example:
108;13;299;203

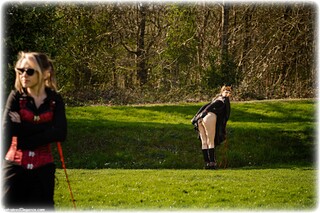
53;113;315;169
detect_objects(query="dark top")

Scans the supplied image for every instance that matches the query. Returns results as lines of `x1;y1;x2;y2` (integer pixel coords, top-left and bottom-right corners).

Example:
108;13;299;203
192;95;230;146
2;88;67;155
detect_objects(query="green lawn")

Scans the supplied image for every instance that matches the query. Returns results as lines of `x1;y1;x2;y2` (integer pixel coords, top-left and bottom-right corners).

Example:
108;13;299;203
54;167;316;210
52;99;317;210
56;99;316;169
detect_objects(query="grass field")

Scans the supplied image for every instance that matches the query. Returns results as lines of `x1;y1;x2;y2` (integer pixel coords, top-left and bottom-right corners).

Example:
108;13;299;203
56;99;316;169
54;168;316;211
52;99;317;210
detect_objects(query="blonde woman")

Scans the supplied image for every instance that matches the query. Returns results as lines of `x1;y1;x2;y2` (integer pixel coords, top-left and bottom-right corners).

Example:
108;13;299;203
192;85;231;169
2;52;67;209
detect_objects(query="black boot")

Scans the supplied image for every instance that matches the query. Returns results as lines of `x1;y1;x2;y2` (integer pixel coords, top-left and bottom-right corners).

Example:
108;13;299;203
208;148;217;170
202;149;210;169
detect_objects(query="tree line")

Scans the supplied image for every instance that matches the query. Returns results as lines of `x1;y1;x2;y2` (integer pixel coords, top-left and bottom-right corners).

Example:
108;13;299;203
3;2;316;105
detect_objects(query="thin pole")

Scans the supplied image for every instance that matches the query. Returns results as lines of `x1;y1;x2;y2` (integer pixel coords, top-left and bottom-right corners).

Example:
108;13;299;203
57;142;76;209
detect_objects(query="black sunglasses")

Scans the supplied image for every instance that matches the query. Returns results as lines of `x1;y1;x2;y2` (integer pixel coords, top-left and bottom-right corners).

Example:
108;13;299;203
17;68;35;76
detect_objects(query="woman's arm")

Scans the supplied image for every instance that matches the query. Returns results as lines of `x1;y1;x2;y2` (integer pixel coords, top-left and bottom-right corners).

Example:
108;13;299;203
19;93;67;149
203;98;225;114
2;91;21;154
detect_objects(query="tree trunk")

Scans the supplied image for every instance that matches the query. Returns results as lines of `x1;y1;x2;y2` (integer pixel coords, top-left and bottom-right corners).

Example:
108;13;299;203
221;3;230;83
221;3;229;61
137;4;148;86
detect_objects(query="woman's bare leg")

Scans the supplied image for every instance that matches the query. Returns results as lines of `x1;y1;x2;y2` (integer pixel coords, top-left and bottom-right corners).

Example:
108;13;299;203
203;112;217;169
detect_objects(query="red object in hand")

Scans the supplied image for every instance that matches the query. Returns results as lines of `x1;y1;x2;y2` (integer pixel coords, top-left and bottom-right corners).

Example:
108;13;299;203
5;136;22;165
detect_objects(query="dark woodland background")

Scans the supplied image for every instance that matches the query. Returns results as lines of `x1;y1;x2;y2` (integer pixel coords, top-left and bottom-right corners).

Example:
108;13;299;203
2;2;316;105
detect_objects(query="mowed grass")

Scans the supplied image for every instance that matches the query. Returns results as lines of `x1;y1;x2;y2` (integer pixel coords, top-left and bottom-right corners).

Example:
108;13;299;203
54;168;316;210
52;99;317;210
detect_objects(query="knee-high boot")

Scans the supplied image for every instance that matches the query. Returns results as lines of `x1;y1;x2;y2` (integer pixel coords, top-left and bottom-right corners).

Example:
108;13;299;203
208;148;216;169
202;149;210;169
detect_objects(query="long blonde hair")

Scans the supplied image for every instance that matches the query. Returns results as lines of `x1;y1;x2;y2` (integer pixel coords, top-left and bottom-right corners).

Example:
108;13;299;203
14;51;57;94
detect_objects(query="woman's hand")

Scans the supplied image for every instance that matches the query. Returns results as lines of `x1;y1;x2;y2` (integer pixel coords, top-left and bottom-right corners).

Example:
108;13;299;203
9;111;21;123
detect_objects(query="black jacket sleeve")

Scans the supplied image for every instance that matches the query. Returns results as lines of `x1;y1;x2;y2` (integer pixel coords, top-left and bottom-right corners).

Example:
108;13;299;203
203;98;225;114
2;91;21;155
18;92;67;150
191;102;210;124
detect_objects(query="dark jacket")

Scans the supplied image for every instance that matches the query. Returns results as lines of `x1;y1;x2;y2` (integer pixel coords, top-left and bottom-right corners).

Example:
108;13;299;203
192;95;230;146
2;88;67;156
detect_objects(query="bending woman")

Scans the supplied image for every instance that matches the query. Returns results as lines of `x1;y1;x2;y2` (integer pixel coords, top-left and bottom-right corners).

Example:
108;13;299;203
192;85;231;169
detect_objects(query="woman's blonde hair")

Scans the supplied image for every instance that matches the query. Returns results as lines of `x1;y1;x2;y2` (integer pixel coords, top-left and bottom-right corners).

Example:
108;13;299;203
220;85;232;93
212;85;232;101
14;51;57;94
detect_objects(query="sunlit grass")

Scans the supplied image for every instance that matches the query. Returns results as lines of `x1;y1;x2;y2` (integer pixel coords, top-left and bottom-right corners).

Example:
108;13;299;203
52;99;316;210
54;167;316;210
